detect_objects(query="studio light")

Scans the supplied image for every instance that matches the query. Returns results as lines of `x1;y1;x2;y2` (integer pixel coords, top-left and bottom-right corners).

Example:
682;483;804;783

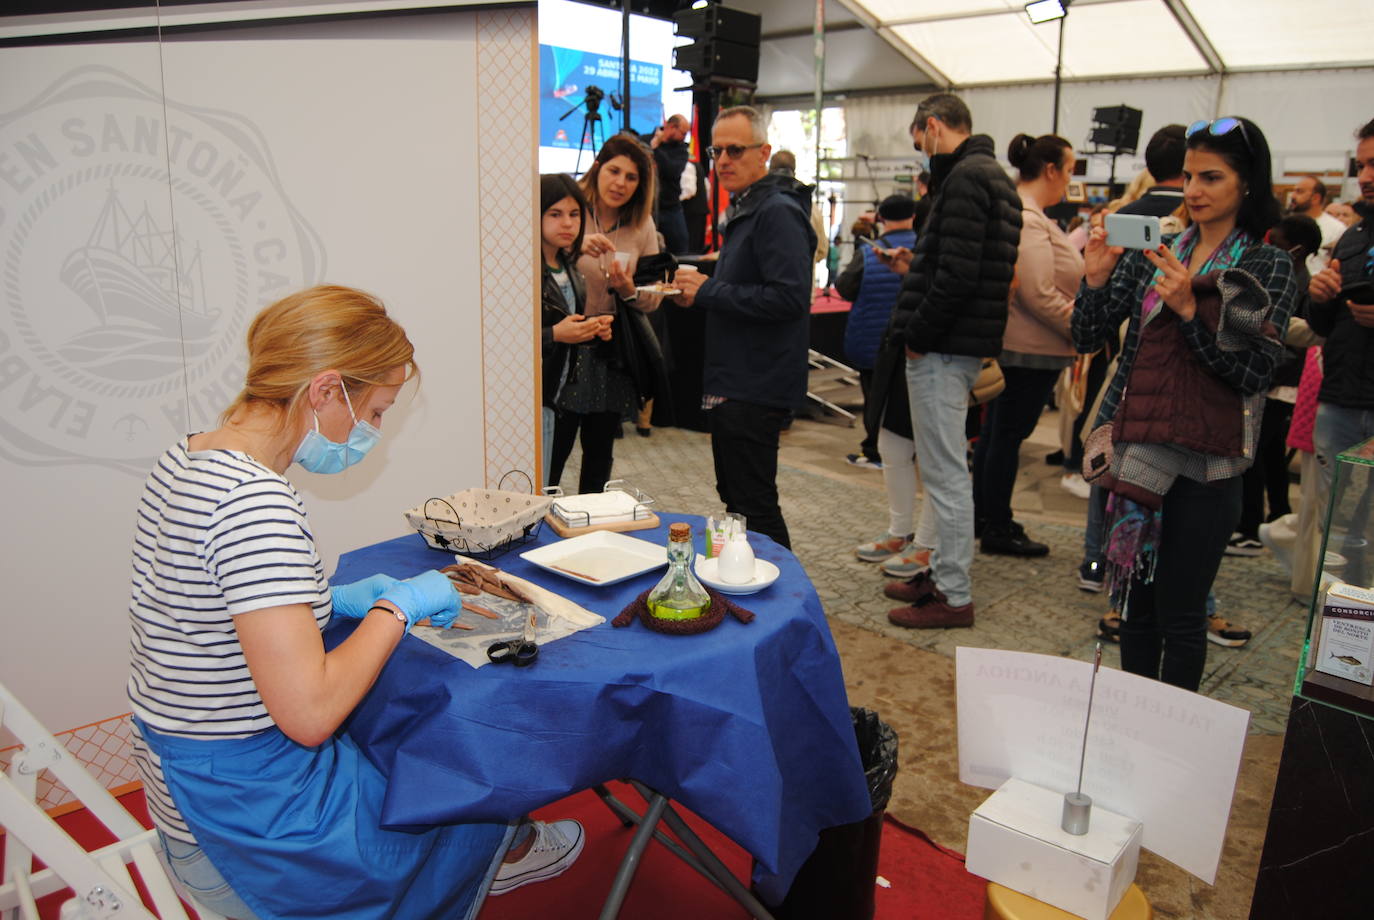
1025;0;1066;24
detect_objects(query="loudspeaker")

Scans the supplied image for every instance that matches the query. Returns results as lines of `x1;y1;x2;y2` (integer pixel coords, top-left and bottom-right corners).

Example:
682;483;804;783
674;39;759;82
1090;105;1142;152
673;5;761;45
673;4;760;83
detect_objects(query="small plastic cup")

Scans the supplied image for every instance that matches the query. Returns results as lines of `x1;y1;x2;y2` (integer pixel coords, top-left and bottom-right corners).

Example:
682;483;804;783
612;251;632;271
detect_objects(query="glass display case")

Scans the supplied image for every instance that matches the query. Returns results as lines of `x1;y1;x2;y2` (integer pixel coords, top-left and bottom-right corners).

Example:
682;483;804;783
1297;435;1374;719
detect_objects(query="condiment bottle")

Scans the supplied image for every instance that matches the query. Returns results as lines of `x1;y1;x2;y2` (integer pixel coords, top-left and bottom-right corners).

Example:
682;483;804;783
717;527;756;585
647;522;711;620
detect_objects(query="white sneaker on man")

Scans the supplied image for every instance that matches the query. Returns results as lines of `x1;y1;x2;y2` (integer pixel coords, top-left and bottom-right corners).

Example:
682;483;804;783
489;820;585;895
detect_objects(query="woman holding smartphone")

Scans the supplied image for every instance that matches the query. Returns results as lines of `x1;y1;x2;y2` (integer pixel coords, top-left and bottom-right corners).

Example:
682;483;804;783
540;173;610;487
1073;117;1297;691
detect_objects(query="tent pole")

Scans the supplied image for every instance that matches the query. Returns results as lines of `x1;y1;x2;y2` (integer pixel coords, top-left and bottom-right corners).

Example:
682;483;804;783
620;0;631;132
814;0;825;204
1052;13;1065;134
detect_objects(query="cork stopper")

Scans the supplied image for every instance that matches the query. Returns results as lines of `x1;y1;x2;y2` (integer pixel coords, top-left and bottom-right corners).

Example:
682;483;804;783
668;522;692;542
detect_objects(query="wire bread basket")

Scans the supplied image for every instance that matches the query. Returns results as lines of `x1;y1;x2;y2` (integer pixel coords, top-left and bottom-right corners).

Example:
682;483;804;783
403;472;551;559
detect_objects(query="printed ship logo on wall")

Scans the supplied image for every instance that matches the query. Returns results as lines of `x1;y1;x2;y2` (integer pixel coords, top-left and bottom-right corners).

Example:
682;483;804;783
60;181;218;374
0;65;325;474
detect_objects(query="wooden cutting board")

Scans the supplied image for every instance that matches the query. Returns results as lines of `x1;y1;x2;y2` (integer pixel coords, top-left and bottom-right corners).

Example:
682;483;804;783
544;510;660;538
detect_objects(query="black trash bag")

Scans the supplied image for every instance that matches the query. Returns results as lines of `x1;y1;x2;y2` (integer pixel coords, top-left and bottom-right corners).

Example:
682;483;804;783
757;707;898;920
853;706;898;812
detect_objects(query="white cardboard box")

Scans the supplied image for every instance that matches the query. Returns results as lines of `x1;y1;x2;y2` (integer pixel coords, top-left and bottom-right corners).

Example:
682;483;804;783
966;778;1143;920
1315;582;1374;686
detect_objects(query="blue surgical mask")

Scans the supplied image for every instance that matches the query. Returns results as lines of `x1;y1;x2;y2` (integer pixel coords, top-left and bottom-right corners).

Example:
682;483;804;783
293;384;381;474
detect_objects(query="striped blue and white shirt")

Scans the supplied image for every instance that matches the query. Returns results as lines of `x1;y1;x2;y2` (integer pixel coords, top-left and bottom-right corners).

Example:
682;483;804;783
127;438;331;842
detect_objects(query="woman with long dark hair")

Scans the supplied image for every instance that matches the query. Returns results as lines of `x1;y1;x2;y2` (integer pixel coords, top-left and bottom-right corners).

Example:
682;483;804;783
1073;116;1296;691
548;135;663;494
539;173;608;487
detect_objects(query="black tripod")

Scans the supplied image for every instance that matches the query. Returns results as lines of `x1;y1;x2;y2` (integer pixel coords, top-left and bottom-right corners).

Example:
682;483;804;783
560;84;606;176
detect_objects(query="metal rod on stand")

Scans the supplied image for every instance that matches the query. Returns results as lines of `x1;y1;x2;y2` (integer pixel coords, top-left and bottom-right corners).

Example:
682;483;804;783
1062;642;1101;835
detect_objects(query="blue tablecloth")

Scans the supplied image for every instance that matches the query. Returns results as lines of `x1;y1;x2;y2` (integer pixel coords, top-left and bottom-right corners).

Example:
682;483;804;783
326;514;871;902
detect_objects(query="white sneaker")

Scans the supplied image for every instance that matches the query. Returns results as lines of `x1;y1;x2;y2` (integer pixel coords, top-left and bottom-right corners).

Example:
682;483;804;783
882;547;932;578
1060;473;1092;500
489;820;585;895
1259;519;1296;575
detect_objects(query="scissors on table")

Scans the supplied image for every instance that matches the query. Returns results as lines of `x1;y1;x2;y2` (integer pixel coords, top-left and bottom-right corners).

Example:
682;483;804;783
487;610;538;667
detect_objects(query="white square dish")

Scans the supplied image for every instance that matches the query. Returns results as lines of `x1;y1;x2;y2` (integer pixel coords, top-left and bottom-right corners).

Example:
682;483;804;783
520;531;668;586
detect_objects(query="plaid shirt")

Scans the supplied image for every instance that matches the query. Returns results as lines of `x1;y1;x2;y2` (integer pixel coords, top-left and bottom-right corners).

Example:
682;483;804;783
1073;241;1298;481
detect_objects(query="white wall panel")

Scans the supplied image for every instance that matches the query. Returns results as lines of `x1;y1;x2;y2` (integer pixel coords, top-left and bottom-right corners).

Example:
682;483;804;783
0;7;537;744
1;40;175;742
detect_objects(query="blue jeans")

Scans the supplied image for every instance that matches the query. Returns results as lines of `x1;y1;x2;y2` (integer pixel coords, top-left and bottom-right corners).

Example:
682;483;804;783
158;831;260;920
906;353;982;606
1083;483;1109;562
542;406;556;489
1313;404;1374;494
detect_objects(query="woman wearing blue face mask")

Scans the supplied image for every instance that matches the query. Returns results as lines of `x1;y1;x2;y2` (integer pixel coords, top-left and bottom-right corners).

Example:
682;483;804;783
125;285;583;920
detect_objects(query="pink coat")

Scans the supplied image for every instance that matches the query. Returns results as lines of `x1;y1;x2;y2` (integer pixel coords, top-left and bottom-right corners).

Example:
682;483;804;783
1005;192;1082;358
1287;347;1323;454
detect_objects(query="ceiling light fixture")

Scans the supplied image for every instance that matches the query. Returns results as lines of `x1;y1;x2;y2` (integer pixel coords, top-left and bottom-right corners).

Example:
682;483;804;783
1025;0;1067;24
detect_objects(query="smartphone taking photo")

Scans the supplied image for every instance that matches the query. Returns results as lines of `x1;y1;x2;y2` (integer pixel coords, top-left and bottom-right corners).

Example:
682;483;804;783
1105;214;1163;250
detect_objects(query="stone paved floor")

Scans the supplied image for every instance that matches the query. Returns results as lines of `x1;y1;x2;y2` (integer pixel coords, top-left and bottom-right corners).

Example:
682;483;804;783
557;400;1300;920
579;413;1307;736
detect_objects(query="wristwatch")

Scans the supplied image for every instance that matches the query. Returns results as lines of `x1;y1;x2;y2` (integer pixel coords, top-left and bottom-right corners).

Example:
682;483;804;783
368;603;409;631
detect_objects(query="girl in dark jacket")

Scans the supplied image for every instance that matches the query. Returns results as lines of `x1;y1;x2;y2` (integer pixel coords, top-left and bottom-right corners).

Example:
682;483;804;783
1073;117;1297;691
540;174;609;488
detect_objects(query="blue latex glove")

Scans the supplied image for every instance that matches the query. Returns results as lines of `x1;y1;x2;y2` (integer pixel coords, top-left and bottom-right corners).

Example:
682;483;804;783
330;574;401;619
377;569;462;630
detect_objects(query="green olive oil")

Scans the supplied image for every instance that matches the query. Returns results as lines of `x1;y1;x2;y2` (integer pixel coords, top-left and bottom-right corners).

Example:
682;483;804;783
647;522;711;621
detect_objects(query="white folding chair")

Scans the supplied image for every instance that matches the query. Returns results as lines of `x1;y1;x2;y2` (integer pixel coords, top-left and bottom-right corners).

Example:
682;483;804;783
0;680;226;920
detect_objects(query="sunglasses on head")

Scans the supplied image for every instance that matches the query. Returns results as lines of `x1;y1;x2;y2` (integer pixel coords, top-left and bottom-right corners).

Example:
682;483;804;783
1187;117;1253;155
706;143;764;161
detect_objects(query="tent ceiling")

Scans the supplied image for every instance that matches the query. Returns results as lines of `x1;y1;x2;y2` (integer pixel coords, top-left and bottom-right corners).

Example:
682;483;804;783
738;0;1374;99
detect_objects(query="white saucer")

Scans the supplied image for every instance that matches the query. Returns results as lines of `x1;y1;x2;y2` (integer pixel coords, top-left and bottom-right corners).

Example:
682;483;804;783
694;557;780;595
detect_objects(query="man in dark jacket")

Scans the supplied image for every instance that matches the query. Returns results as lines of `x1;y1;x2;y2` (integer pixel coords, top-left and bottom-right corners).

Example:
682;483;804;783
671;105;817;549
1308;118;1374;517
644;114;691;254
883;93;1022;629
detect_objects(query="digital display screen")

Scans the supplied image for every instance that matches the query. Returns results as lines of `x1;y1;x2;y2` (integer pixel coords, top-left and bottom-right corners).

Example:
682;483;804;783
538;0;692;175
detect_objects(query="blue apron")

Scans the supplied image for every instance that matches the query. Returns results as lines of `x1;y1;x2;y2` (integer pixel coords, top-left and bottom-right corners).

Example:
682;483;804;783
135;719;511;920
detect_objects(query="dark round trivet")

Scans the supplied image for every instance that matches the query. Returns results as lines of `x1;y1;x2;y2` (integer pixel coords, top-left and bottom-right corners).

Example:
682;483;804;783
612;587;756;634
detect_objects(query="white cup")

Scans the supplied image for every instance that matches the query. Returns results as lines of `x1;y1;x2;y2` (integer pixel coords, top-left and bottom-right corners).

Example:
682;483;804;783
612;251;632;271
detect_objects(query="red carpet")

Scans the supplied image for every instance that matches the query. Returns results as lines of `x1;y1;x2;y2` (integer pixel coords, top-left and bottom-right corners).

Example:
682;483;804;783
480;783;987;920
12;785;987;919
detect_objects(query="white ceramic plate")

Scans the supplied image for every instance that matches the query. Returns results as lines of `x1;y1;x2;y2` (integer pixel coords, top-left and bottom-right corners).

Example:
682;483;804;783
694;557;780;595
520;531;667;586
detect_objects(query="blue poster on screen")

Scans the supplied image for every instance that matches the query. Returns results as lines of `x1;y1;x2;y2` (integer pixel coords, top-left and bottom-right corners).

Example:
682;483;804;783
540;44;664;151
